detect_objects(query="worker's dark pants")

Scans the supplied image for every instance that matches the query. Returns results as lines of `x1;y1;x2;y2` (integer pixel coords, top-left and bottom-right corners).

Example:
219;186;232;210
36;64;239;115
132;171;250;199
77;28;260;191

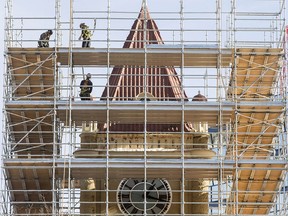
81;97;91;101
38;41;49;48
80;92;91;100
82;38;91;48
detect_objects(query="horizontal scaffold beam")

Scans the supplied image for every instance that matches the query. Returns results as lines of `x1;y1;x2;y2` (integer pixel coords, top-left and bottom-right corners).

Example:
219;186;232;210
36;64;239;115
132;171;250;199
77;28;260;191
57;100;234;125
4;158;286;181
4;158;234;180
8;46;233;67
57;46;233;67
7;47;282;68
5;100;284;126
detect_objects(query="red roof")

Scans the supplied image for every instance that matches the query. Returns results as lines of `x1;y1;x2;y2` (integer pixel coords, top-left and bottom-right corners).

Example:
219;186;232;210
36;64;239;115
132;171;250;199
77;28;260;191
100;6;191;132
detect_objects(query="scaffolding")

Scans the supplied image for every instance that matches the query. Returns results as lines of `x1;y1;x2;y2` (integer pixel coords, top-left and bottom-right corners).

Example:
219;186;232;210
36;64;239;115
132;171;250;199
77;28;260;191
1;0;288;215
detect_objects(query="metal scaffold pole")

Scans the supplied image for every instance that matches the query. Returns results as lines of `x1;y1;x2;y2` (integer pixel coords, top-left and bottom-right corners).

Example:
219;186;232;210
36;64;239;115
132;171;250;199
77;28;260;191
1;0;288;215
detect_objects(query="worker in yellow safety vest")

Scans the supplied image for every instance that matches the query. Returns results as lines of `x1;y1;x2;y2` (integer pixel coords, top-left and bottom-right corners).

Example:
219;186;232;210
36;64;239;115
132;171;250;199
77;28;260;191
78;23;92;48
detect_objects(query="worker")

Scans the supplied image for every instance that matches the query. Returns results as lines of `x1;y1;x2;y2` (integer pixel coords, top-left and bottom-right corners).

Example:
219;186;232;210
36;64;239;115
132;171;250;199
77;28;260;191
80;73;93;100
38;30;53;48
78;23;92;48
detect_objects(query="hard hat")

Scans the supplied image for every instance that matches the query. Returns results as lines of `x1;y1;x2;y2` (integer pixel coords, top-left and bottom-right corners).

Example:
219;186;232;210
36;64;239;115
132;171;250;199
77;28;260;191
80;23;85;28
48;30;53;35
86;73;91;78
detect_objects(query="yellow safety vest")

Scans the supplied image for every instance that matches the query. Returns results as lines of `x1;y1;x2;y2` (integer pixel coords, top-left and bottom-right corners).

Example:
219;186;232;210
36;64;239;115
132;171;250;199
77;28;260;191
82;26;92;39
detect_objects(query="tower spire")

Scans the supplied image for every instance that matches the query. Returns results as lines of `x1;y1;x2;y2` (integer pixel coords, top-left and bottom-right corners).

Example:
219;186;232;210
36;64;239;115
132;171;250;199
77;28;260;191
141;0;147;8
100;5;191;132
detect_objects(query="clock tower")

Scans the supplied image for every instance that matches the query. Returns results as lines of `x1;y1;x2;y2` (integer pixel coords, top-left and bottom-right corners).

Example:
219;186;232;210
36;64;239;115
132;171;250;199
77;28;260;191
76;5;215;215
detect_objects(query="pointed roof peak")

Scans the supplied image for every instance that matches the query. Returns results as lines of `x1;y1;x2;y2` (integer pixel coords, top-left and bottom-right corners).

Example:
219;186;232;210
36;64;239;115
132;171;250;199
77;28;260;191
141;1;148;9
101;4;187;101
138;5;151;19
99;3;191;132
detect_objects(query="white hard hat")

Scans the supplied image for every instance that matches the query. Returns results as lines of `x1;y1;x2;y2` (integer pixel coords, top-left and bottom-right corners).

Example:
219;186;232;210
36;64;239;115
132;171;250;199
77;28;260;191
86;73;91;78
